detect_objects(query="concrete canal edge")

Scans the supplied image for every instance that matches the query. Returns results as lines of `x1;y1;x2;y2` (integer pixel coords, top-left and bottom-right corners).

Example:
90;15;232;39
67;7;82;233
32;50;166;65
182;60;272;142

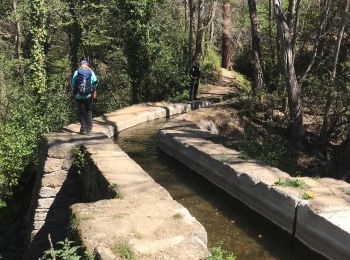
25;101;211;259
158;118;350;260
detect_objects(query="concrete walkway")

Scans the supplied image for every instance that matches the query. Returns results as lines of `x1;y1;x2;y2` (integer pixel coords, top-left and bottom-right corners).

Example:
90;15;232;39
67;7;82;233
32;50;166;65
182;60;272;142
26;101;211;259
158;116;350;260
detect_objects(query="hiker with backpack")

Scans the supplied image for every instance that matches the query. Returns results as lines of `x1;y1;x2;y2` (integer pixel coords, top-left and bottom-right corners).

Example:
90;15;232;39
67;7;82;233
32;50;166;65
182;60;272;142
71;58;98;135
189;62;201;101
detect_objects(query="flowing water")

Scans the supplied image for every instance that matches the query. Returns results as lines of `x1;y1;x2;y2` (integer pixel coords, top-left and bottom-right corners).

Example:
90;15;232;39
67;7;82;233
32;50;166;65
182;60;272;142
115;118;325;260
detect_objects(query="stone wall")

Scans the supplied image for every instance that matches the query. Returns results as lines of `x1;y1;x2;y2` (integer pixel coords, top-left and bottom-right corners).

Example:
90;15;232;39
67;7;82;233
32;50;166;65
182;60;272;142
25;102;211;259
25;133;93;259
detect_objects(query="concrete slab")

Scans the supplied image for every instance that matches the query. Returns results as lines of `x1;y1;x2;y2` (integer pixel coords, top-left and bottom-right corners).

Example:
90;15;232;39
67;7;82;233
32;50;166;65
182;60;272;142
70;140;209;259
158;116;350;260
296;203;350;260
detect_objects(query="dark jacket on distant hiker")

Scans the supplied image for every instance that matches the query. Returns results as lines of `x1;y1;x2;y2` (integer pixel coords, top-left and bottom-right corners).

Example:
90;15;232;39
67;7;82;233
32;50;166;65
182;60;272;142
189;63;201;101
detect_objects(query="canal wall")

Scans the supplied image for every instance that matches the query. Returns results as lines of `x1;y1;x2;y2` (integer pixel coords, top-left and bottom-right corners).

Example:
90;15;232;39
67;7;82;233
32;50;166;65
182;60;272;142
25;102;210;259
158;117;350;260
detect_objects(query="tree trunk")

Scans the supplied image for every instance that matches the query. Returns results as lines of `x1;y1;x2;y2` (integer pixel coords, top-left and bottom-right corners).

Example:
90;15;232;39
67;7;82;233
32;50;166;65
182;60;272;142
188;0;195;67
185;0;187;33
68;2;82;72
248;0;265;94
194;0;204;62
221;0;233;68
320;0;350;156
291;0;301;62
208;0;217;45
268;0;275;66
274;0;303;145
271;0;281;94
12;0;21;58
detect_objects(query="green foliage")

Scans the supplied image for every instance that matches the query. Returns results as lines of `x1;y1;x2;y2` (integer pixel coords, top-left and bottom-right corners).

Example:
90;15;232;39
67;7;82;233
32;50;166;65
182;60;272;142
231;71;252;92
274;178;310;190
236;131;288;168
232;0;350;149
201;47;222;81
115;0;156;103
76;2;111;50
0;165;36;258
115;0;188;103
233;47;253;80
0;95;45;206
207;242;236;260
84;250;96;260
0;0;72;209
28;0;47;100
112;237;135;260
0;200;6;208
0;0;192;215
167;89;190;103
0;55;28;121
0;61;71;209
108;183;122;199
41;238;89;260
148;44;188;101
69;216;81;233
72;148;86;175
93;48;131;114
44;78;74;130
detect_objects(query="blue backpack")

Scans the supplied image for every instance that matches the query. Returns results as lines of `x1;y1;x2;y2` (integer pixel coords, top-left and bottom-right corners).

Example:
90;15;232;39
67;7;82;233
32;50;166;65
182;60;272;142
76;69;93;95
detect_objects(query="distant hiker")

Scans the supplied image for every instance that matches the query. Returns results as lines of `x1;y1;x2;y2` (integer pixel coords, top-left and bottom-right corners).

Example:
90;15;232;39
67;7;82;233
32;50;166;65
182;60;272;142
189;63;201;101
71;58;98;135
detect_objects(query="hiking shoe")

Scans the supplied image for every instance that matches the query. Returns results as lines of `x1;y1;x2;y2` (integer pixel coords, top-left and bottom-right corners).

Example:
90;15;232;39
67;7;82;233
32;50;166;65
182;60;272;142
79;130;87;135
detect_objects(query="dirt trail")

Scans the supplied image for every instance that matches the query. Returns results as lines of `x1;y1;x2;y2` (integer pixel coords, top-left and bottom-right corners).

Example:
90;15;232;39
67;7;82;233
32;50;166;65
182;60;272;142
197;68;241;100
182;69;324;178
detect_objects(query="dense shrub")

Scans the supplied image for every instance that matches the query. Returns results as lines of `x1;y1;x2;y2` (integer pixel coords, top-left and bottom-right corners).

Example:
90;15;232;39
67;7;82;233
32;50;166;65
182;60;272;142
201;48;222;82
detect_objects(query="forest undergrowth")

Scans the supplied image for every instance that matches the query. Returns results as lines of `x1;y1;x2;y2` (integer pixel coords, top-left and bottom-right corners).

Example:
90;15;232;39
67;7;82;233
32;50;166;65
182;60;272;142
199;71;337;180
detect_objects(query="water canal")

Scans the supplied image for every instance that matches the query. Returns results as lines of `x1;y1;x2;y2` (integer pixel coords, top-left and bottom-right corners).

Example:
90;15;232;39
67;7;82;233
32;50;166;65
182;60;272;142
115;118;325;260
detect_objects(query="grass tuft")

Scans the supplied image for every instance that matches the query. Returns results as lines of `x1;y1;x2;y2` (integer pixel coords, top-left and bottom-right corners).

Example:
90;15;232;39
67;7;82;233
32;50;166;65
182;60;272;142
213;155;232;162
343;188;350;196
112;237;135;260
112;213;127;219
274;178;310;189
68;216;81;232
173;213;182;220
207;241;236;260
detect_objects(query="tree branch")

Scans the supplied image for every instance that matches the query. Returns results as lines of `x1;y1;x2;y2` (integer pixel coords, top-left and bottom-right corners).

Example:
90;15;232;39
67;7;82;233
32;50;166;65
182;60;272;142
299;0;332;87
291;0;301;61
